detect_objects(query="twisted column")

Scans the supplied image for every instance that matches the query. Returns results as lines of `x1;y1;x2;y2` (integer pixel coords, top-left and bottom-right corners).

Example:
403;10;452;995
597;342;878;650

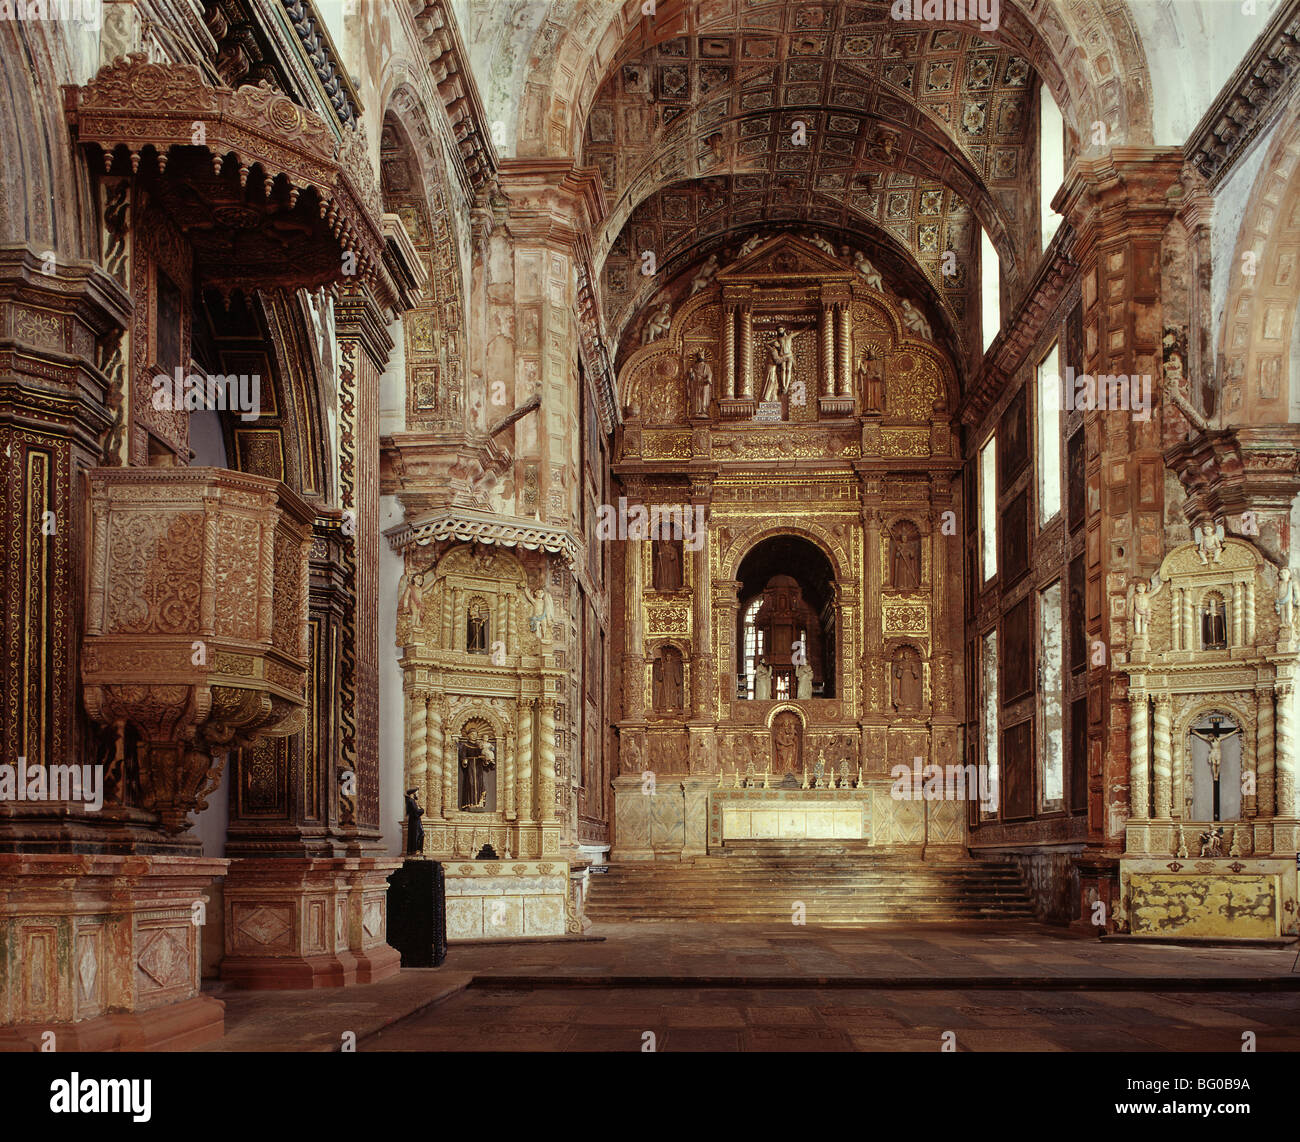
722;304;736;399
820;304;835;396
1152;693;1172;819
837;303;852;395
407;688;428;793
1129;687;1149;819
1275;682;1296;818
426;697;443;818
1184;591;1195;651
517;698;535;823
624;538;645;721
1257;686;1275;818
1232;582;1242;647
739;306;753;398
1246;580;1256;644
537;698;557;823
441;701;457;815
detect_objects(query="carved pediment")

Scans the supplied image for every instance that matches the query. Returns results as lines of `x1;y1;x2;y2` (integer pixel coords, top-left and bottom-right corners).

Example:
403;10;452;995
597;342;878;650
1158;538;1261;583
717;235;854;283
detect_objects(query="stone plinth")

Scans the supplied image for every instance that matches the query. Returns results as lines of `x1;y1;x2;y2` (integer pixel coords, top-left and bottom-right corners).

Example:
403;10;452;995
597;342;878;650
0;853;227;1051
443;860;569;940
220;857;401;989
712;789;870;844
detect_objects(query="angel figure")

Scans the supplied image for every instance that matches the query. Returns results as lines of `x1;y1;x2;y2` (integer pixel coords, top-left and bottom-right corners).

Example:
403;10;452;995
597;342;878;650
1277;567;1299;633
900;299;933;342
853;251;884;291
1195;520;1225;565
1129;574;1163;637
738;233;764;258
397;569;427;629
524;582;554;644
808;233;837;256
641;300;672;344
688;254;720;295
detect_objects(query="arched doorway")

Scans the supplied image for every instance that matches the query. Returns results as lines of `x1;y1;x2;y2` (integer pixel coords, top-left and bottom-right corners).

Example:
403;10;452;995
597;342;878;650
735;536;837;700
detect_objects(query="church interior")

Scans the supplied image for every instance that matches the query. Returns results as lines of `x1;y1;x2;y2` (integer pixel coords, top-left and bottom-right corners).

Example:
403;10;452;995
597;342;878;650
3;0;1300;1059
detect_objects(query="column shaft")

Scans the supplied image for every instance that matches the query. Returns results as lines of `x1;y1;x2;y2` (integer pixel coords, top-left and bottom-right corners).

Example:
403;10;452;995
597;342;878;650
1128;690;1149;819
1152;694;1172;819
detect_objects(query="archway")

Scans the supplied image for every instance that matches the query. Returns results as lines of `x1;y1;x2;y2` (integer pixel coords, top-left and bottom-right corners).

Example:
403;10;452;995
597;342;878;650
736;536;837;700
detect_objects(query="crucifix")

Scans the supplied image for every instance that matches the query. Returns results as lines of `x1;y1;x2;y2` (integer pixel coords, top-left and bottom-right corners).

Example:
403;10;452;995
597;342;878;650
1188;716;1241;822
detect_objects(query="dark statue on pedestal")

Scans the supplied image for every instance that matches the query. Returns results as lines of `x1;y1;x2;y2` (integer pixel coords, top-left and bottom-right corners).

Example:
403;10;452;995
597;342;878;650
404;787;425;856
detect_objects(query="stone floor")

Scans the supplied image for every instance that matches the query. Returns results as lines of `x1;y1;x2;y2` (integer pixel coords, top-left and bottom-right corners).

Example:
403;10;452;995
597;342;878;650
196;921;1300;1052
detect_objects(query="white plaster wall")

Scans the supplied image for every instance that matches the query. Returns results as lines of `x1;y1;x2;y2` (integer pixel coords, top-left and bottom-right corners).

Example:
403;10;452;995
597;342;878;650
378;313;406;436
378;493;406;856
192;754;230;858
1129;0;1282;144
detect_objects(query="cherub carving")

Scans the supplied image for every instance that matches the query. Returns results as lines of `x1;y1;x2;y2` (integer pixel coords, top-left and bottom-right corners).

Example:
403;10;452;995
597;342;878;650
900;299;933;342
853;251;884;291
1195;520;1225;565
641;300;672;344
688;254;719;295
1276;567;1299;632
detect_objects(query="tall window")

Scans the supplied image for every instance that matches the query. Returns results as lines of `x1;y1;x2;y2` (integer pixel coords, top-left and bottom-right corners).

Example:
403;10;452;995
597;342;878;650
741;596;762;698
982;629;999;819
1040;83;1065;249
980;434;997;582
1039;581;1064;811
1037;343;1062;524
981;228;1000;351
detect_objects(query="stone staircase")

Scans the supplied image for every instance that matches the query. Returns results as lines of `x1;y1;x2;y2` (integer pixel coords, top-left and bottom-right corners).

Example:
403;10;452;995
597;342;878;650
585;842;1035;925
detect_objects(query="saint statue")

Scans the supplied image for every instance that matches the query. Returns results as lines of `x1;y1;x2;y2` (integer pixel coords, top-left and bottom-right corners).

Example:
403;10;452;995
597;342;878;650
762;326;795;401
524;582;554;644
890;524;921;589
795;660;813;699
398;569;426;629
467;605;490;653
404;788;425;855
688;350;713;417
772;712;801;773
1201;597;1227;649
1130;575;1162;637
459;737;496;810
652;537;683;591
857;349;885;414
1277;567;1299;633
892;651;923;711
652;648;684;710
754;660;772;700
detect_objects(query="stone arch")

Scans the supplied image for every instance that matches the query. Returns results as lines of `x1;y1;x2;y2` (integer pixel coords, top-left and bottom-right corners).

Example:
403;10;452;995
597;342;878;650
725;523;848;586
380;83;470;434
1217;99;1300;424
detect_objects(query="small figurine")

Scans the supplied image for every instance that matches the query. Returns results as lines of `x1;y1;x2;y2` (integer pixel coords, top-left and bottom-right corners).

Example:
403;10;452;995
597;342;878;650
1130;574;1162;637
1195;519;1225;565
404;787;424;856
1277;567;1299;633
1198;826;1225;858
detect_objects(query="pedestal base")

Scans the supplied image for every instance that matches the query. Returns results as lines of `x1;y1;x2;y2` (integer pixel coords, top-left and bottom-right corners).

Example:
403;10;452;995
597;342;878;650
0;853;228;1051
220;856;401;990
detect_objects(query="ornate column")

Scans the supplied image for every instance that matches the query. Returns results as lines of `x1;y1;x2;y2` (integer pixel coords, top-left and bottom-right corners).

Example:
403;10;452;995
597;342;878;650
425;697;443;819
624;531;646;721
690;478;713;718
1184;591;1195;651
820;302;835;396
442;695;457;818
836;302;853;395
1275;683;1296;817
1232;582;1242;647
1257;686;1275;818
406;687;429;800
517;698;535;824
538;698;557;823
739;305;753;398
721;302;736;399
1128;687;1149;819
1246;579;1256;644
1152;693;1172;819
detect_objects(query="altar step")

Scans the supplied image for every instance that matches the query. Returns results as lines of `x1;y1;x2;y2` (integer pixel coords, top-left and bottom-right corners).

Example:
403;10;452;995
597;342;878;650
585;849;1034;924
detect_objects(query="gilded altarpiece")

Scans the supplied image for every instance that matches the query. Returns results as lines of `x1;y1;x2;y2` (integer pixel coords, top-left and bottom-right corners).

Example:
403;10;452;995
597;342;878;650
1119;538;1300;936
611;237;965;861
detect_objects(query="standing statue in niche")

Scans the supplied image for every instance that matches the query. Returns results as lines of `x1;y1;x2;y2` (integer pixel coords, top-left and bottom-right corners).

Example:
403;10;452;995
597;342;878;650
652;647;685;710
459;737;496;811
688;350;713;417
404;788;424;855
1201;597;1228;649
1277;567;1299;634
857;349;885;414
397;569;427;629
794;660;813;699
755;659;773;700
892;649;923;711
1129;575;1162;638
652;537;683;590
890;523;921;589
771;711;801;773
762;326;796;400
524;581;554;644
